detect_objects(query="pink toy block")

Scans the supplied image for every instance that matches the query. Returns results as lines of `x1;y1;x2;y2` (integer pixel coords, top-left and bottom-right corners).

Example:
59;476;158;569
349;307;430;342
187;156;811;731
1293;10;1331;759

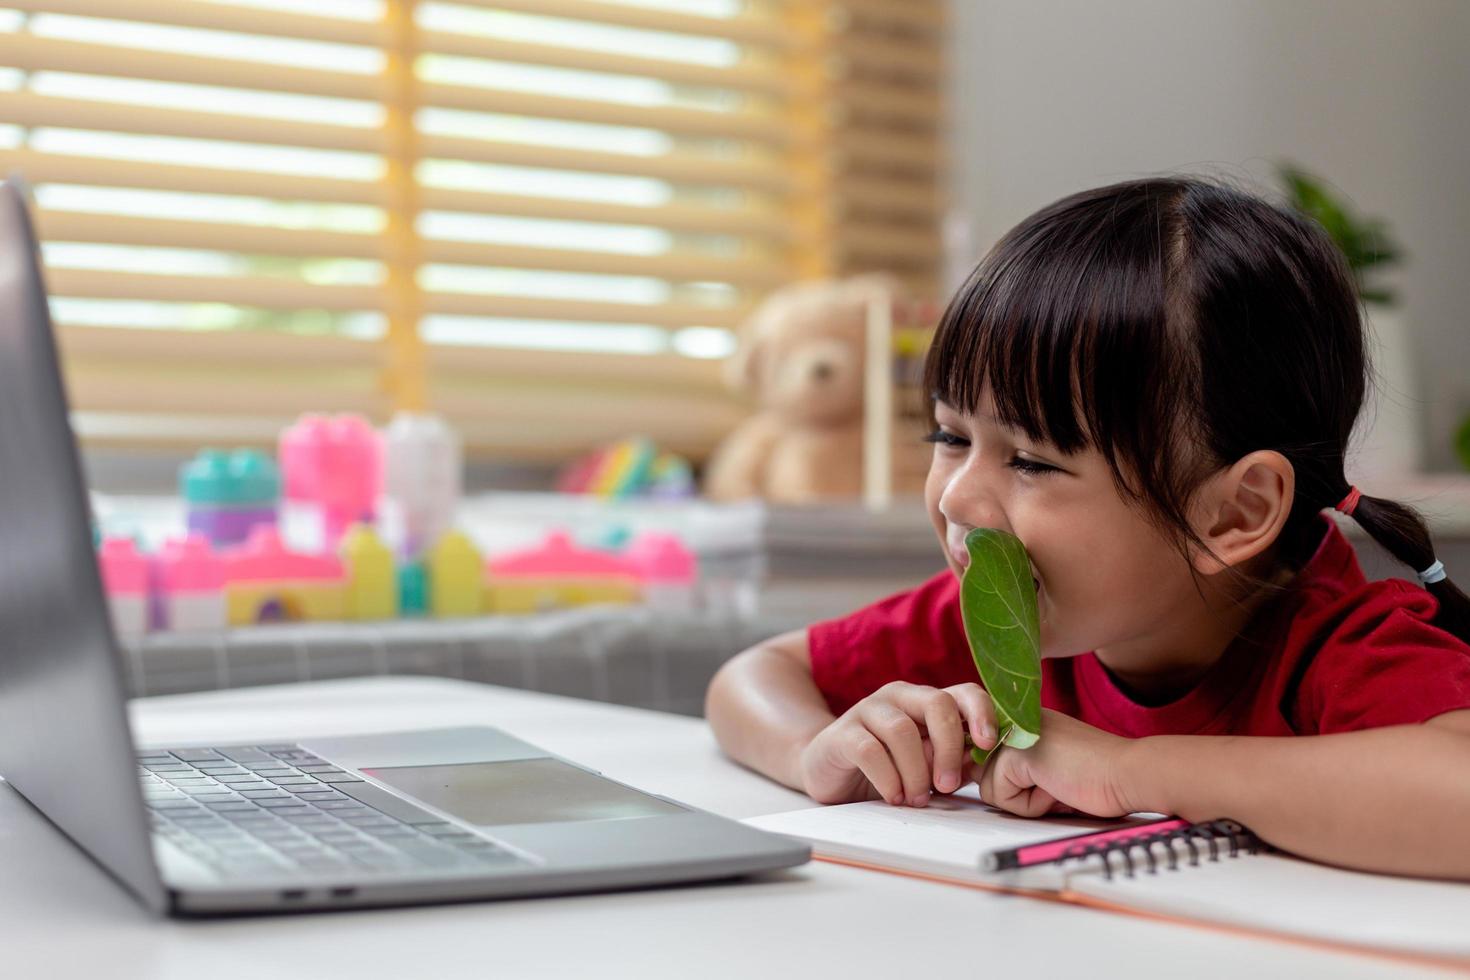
98;536;148;638
226;526;344;582
623;532;698;611
279;414;382;551
488;530;635;579
222;526;347;624
155;533;227;632
98;537;148;595
623;532;697;585
157;533;227;592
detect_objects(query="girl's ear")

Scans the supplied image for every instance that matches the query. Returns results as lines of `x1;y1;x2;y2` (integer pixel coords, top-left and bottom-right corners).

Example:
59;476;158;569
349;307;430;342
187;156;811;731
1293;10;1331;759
1191;450;1295;576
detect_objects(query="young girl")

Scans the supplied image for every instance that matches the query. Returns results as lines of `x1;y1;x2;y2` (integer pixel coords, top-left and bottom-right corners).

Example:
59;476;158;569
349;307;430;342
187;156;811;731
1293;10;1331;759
706;177;1470;880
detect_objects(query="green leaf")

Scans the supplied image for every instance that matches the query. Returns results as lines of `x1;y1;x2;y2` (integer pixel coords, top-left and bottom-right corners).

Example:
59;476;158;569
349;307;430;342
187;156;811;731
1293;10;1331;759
960;528;1042;766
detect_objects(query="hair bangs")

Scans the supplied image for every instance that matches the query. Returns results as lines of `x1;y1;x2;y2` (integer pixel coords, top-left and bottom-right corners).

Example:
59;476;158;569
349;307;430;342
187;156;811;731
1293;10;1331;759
925;183;1193;483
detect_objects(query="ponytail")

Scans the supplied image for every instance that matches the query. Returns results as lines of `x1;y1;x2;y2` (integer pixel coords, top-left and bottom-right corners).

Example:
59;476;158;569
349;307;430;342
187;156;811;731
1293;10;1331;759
1333;485;1470;644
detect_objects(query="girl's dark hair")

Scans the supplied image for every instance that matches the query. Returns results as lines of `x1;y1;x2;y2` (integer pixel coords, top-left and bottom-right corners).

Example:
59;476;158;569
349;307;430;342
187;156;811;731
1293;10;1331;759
924;176;1470;642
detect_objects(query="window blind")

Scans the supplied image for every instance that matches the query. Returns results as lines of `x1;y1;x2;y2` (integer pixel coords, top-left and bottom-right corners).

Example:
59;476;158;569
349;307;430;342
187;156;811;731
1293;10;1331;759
0;0;943;461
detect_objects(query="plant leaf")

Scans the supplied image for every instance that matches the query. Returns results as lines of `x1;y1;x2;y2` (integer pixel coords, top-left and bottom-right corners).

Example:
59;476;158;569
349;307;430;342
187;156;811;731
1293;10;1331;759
960;528;1042;765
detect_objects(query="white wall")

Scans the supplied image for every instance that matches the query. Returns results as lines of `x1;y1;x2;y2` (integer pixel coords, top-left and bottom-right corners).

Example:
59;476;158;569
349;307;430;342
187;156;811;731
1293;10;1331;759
946;0;1470;471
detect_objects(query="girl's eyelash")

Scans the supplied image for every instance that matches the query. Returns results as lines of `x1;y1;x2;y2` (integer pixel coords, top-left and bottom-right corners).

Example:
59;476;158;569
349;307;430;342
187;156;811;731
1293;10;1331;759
1009;457;1059;476
923;428;967;447
925;429;1060;476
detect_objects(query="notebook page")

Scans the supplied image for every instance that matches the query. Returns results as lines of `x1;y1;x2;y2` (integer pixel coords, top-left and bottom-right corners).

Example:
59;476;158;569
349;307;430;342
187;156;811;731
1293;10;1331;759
1066;851;1470;960
745;787;1120;880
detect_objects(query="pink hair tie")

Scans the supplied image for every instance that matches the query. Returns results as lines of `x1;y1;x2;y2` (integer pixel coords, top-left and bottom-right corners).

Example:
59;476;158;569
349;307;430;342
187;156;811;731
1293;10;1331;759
1334;486;1362;517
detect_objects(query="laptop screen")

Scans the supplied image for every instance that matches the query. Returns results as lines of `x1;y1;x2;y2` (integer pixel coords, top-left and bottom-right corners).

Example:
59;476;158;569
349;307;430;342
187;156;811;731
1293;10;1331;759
0;181;166;911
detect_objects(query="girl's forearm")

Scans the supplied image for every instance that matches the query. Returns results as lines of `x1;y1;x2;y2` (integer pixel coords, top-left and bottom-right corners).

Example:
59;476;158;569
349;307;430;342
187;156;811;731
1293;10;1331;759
705;643;834;791
1121;726;1470;878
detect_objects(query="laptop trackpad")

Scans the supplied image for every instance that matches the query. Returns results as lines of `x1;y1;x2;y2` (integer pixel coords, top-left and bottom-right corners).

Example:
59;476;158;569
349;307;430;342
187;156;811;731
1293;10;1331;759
363;759;684;827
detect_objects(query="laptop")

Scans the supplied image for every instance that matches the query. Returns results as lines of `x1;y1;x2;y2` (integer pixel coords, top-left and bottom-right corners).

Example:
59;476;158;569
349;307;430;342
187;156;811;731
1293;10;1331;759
0;179;809;915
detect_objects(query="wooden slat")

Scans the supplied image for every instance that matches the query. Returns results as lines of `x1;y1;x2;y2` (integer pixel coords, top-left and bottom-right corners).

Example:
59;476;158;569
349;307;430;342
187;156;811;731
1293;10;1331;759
833;174;941;219
422;238;785;287
59;327;380;418
834;80;941;128
837;227;943;268
0;33;381;103
8;0;383;47
44;267;381;310
433;385;744;463
420;132;787;192
58;322;380;366
0;148;383;206
425;291;749;329
419;81;787;145
420;184;788;240
831;34;940;83
65;363;381;416
428;341;724;390
441;0;790;49
834;130;940;175
72;410;317;448
0;92;383;153
834;0;944;34
419;29;786;97
37;210;383;260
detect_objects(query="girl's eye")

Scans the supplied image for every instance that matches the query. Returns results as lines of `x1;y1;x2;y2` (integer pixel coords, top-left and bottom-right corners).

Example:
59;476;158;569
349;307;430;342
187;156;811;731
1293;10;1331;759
923;428;968;449
1009;456;1059;476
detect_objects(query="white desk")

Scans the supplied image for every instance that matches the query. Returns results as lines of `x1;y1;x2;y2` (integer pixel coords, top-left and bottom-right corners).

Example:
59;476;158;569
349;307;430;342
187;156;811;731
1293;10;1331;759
0;678;1429;979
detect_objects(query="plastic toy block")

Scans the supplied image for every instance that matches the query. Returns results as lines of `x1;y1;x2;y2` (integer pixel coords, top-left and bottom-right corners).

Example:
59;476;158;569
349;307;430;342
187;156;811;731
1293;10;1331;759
398;561;428;617
279;414;382;550
98;536;148;595
382;412;462;560
341;524;398;621
591;438;657;499
155;534;227;632
484;530;640;614
623;532;697;585
427;530;481;618
97;536;148;638
181;449;279;546
623;532;698;611
222;526;346;625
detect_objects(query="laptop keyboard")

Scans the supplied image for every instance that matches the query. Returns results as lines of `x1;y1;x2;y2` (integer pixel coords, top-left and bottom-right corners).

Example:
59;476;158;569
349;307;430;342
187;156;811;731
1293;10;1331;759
139;744;532;879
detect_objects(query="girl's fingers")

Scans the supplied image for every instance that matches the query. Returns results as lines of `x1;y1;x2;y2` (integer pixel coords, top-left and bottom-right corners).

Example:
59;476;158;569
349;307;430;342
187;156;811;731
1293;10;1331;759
845;731;903;805
858;698;932;805
945;683;999;749
918;696;967;795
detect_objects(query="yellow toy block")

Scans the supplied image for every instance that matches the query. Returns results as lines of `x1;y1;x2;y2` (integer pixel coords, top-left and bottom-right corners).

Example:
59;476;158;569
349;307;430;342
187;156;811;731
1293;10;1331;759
342;524;398;620
482;577;640;615
428;530;482;618
226;581;346;625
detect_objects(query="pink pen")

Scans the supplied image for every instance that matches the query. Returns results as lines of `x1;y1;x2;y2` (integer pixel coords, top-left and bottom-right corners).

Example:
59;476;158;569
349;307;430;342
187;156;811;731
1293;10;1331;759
983;816;1191;872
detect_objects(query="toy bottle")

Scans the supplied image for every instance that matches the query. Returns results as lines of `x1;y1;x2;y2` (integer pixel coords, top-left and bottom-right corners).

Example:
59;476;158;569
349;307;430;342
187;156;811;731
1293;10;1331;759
342;524;398;620
427;530;481;618
180;449;279;547
381;412;461;560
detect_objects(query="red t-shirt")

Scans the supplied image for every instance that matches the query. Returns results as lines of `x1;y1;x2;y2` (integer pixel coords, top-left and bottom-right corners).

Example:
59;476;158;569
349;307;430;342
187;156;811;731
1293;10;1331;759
809;518;1470;736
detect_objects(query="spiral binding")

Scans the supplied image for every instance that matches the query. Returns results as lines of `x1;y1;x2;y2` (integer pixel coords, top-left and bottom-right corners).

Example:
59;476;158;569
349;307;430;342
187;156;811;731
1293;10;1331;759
1061;819;1267;881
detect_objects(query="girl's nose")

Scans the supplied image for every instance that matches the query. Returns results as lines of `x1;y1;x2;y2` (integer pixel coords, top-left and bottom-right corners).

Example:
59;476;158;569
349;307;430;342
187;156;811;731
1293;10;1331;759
937;461;1009;533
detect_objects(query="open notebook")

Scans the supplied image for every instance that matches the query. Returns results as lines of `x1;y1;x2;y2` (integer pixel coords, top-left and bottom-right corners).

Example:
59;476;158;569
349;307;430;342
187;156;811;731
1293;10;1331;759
744;788;1470;968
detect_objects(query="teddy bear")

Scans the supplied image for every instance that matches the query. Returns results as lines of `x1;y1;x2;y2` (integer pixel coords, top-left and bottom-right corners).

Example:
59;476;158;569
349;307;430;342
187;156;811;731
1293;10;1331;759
703;274;927;504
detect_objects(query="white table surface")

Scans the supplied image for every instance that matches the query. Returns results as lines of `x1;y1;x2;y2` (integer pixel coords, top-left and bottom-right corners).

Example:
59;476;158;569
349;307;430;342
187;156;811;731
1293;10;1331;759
0;677;1441;979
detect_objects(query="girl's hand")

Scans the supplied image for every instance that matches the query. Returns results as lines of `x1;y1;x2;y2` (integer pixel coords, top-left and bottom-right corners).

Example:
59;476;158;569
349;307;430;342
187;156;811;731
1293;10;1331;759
799;682;999;806
969;709;1136;818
